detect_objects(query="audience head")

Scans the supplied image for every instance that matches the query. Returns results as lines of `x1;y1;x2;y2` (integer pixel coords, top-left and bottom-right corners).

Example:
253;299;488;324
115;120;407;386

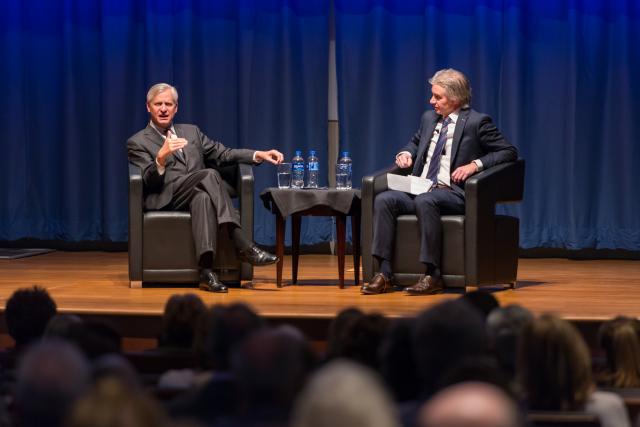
232;325;315;412
326;307;364;359
15;339;90;427
486;305;533;378
598;316;640;387
518;314;593;410
461;291;500;320
412;299;488;397
292;360;401;427
380;318;420;402
197;303;264;371
44;313;83;339
159;293;207;349
66;320;121;360
5;286;57;348
328;311;389;370
418;382;522;427
67;376;170;427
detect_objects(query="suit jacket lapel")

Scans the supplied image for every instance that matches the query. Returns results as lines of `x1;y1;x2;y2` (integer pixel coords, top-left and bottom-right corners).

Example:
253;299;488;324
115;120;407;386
450;108;469;165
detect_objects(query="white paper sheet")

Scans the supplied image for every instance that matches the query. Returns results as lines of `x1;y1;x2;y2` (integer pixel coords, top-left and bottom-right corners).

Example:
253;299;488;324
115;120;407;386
386;174;433;195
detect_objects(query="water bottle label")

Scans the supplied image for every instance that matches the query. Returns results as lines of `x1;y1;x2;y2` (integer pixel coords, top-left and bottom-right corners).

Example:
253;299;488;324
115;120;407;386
309;162;319;171
293;164;304;172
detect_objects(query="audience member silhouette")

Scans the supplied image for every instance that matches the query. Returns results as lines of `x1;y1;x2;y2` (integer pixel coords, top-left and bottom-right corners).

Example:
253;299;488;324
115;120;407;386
4;286;57;350
486;305;533;382
327;312;389;370
14;339;90;427
292;360;401;427
325;307;364;360
158;293;207;350
230;325;315;427
518;314;630;427
418;381;523;427
380;318;420;402
598;316;640;388
460;290;500;320
67;376;171;427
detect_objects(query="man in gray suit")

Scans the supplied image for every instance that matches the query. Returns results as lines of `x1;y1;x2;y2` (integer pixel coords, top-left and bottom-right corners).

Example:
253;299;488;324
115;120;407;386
128;83;283;293
362;69;518;296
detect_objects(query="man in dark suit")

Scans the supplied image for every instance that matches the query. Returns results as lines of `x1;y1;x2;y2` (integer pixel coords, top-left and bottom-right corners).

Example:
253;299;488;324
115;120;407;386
127;83;283;293
362;69;518;296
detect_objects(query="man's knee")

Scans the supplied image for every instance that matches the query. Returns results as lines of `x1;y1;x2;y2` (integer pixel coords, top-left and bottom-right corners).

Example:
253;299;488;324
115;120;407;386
374;191;401;213
414;193;439;215
190;191;212;208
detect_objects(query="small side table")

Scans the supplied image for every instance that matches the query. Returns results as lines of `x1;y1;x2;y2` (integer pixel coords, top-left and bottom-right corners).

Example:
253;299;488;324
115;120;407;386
260;188;361;288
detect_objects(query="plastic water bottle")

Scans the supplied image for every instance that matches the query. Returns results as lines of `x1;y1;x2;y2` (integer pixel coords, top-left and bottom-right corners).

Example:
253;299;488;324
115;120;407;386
336;151;352;190
306;150;319;188
291;150;305;188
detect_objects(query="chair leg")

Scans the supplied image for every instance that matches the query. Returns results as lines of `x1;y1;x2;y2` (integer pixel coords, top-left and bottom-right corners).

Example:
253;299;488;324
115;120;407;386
130;280;142;289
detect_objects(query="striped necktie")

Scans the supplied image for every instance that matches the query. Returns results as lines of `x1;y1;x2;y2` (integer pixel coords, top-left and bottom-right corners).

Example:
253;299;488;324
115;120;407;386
425;117;451;187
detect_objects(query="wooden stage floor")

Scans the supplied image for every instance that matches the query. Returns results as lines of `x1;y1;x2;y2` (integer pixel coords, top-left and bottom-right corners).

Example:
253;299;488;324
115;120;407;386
1;251;639;323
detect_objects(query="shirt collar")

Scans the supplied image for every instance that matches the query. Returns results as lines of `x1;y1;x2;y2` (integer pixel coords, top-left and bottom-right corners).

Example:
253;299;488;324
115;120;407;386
444;109;460;124
149;121;176;137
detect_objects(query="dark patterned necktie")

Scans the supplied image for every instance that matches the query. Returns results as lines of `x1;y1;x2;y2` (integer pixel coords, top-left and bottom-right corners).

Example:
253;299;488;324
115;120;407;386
425;117;451;186
166;129;186;163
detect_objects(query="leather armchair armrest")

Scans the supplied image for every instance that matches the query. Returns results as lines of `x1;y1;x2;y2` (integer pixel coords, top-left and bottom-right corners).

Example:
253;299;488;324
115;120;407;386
128;163;144;281
464;159;525;284
237;163;254;279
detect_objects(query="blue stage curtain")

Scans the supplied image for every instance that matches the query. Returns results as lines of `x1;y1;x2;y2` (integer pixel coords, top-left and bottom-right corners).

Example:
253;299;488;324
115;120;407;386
0;0;330;245
335;0;640;250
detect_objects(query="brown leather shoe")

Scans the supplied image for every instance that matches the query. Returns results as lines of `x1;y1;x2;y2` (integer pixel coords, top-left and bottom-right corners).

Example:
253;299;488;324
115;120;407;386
361;273;393;295
405;274;443;295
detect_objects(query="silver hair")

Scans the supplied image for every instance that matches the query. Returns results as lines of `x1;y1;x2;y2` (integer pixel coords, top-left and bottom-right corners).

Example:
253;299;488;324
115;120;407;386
428;68;471;108
146;83;179;104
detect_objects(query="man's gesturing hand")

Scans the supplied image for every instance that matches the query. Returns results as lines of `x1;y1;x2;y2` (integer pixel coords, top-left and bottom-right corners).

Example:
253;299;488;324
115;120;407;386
255;149;284;165
157;130;187;166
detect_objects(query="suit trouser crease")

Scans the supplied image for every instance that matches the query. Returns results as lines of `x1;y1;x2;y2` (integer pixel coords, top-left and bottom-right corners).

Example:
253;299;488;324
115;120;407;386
170;169;241;259
372;188;465;270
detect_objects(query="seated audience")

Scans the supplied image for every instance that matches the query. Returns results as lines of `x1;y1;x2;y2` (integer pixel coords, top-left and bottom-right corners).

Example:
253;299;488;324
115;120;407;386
460;291;500;320
4;286;57;351
158;293;207;350
44;313;83;338
380;318;420;402
14;339;90;427
229;325;315;427
486;305;533;381
598;316;640;388
418;381;523;427
168;303;265;423
325;307;364;361
518;314;631;427
67;376;171;427
291;360;401;427
326;311;389;370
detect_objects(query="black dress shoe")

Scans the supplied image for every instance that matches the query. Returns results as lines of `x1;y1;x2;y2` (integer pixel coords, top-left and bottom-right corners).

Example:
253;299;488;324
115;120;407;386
199;271;228;293
361;273;393;295
404;274;443;296
238;245;278;266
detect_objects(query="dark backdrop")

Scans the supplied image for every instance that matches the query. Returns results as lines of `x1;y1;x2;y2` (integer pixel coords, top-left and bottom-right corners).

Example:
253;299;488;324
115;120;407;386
2;0;639;251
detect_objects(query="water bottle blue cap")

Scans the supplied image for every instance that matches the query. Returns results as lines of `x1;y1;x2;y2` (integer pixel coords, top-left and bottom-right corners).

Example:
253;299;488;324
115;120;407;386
342;151;349;157
309;150;316;155
295;150;302;156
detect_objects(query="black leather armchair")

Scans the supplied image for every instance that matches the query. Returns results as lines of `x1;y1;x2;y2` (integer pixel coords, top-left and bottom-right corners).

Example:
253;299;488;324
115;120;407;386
128;163;254;288
361;159;525;289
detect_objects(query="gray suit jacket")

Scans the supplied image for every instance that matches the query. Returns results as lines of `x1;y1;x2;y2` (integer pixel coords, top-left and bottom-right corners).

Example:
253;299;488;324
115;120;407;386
402;108;518;195
127;123;255;210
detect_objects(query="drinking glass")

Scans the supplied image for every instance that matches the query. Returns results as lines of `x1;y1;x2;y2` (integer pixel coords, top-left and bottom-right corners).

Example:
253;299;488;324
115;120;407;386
277;163;292;188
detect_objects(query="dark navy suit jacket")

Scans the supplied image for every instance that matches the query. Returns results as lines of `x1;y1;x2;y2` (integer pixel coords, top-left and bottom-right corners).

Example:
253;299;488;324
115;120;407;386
401;107;518;195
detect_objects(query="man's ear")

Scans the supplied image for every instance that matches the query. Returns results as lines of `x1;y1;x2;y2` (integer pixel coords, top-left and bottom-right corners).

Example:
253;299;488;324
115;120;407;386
146;103;151;113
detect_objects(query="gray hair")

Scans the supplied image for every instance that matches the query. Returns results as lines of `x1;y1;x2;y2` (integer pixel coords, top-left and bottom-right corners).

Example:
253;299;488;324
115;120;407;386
428;68;471;108
146;83;179;104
